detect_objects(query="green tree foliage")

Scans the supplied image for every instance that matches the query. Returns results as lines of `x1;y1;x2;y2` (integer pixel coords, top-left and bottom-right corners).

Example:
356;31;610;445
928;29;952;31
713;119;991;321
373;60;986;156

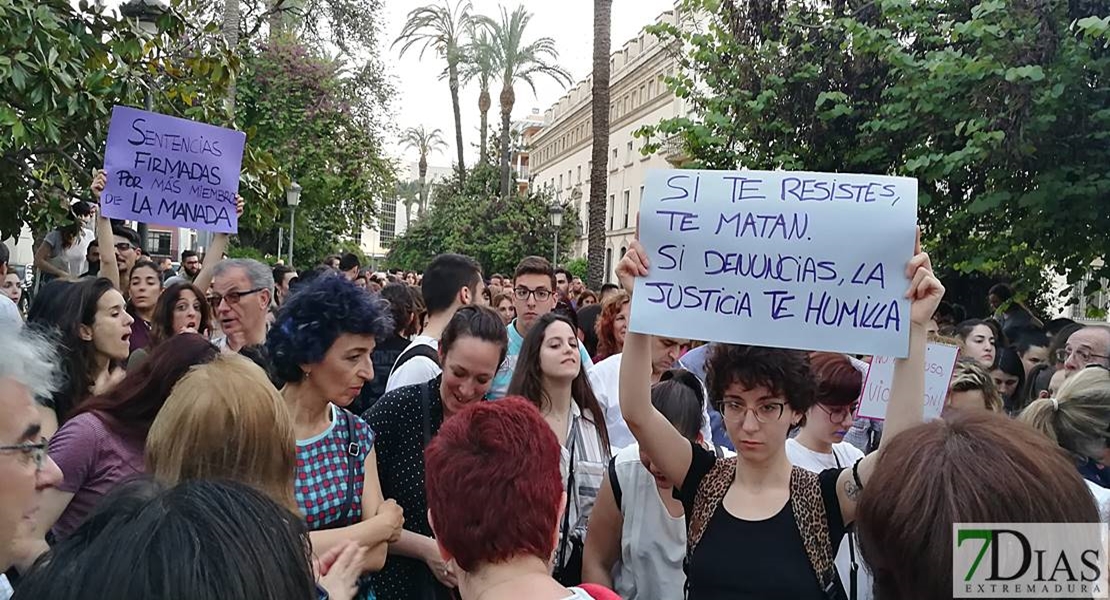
234;38;395;267
387;163;579;275
0;0;283;237
640;0;1110;306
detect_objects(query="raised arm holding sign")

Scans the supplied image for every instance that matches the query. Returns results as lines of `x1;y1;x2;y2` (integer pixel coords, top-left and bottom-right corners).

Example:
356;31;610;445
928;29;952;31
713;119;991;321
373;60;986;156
630;169;917;358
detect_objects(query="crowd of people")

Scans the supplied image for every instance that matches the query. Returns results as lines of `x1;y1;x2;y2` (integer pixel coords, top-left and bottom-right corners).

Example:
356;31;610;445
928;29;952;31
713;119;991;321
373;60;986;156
1;173;1109;600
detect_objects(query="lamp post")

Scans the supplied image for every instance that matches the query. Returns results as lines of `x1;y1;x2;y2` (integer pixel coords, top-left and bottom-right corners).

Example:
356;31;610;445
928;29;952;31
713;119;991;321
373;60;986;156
548;199;565;267
286;182;302;266
120;0;168;255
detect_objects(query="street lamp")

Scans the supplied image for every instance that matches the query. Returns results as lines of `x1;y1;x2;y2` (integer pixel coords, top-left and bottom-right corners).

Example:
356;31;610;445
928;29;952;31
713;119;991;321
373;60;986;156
120;0;168;255
548;200;565;266
286;182;302;266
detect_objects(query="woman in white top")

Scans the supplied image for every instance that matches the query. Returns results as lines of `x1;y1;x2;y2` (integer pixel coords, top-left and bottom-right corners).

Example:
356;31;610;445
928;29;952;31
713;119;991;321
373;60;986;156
1018;364;1110;522
34;201;94;282
785;351;873;600
508;312;611;586
582;369;707;599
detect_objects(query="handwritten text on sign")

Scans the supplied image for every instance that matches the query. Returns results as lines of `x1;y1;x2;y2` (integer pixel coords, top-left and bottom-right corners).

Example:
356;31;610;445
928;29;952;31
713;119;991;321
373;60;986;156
629;169;918;357
856;343;960;421
100;106;245;234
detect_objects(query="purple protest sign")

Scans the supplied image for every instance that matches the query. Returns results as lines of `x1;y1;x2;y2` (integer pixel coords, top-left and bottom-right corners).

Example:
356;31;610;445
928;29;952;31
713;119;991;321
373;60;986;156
100;105;246;233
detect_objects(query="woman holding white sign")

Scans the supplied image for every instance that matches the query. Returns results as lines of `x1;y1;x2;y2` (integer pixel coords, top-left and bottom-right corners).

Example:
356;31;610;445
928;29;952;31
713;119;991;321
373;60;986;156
617;228;943;599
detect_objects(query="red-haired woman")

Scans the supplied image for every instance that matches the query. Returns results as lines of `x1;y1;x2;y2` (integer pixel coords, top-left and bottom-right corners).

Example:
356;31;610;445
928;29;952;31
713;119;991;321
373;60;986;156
593;291;630;363
424;397;619;600
786;352;872;600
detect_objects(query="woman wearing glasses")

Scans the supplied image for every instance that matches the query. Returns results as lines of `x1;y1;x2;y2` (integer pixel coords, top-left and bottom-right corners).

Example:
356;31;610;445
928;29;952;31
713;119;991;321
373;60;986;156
616;231;943;598
785;352;873;600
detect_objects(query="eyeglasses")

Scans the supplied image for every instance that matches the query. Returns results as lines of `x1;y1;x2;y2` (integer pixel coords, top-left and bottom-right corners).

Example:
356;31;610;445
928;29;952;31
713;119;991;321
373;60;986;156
1056;347;1110;365
114;242;133;251
514;287;552;302
207;287;266;306
721;401;785;424
0;439;49;471
817;403;859;423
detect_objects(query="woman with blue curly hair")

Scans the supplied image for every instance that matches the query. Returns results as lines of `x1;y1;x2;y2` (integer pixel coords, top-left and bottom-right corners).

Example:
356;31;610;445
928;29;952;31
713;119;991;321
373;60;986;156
267;274;406;600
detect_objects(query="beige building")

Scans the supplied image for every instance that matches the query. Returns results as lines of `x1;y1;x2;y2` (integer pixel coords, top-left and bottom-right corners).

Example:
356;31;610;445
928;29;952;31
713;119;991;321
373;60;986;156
358;161;453;265
526;4;687;283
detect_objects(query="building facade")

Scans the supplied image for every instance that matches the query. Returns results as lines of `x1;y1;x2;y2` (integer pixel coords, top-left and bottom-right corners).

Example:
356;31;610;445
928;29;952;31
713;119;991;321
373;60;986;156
358;161;453;265
526;4;687;283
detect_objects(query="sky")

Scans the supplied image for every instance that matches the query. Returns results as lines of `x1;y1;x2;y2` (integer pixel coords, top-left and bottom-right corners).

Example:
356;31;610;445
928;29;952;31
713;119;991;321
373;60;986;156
381;0;679;170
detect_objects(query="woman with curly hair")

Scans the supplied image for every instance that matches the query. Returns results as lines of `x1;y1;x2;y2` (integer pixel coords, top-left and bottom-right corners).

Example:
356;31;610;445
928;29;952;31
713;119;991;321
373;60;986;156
267;275;406;600
593;290;630;363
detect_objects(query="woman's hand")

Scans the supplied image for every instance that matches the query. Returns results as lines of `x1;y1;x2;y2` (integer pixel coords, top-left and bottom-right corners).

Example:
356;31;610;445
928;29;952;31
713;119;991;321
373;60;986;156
905;227;944;328
235;194;245;218
91;169;107;201
376;499;404;543
315;541;366;600
423;538;458;588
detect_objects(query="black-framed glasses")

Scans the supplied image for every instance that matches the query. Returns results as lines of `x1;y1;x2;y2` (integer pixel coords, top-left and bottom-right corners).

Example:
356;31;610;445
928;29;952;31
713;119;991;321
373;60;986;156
721;401;785;424
1056;347;1110;365
208;287;266;306
514;286;552;302
817;403;859;423
0;439;48;470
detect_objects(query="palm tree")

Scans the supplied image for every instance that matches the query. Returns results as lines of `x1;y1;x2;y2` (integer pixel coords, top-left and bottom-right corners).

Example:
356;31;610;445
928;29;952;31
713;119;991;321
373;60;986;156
459;25;497;165
587;0;612;290
399;126;449;223
479;5;572;200
393;0;472;180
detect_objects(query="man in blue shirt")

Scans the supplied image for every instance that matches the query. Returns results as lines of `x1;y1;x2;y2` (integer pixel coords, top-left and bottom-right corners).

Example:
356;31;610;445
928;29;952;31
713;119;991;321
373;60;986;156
488;256;592;398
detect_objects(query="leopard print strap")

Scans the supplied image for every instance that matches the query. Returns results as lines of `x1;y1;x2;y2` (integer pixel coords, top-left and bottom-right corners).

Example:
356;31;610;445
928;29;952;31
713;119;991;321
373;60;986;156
686;456;736;556
790;466;841;596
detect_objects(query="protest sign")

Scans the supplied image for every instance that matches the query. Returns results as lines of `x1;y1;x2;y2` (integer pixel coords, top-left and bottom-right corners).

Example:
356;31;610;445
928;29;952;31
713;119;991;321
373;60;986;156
856;342;961;421
629;168;918;357
100;105;245;234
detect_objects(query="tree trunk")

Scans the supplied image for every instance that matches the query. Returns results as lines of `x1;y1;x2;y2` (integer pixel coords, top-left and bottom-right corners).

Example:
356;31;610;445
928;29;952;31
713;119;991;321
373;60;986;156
478;87;490;165
448;59;466;180
418;156;428;215
587;0;612;290
498;82;515;200
222;0;240;114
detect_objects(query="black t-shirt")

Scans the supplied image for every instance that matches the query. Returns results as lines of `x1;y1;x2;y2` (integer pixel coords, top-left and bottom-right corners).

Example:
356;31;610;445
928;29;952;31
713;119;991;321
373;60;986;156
364;377;451;600
676;440;846;600
350;333;410;415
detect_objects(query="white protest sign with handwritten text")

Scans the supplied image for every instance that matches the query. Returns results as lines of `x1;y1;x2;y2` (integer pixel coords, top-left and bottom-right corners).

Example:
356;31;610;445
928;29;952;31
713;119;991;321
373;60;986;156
856;343;960;421
629;169;918;357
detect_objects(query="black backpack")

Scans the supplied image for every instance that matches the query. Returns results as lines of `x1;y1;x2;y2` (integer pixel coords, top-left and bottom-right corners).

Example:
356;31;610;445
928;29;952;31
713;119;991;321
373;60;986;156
388;343;441;379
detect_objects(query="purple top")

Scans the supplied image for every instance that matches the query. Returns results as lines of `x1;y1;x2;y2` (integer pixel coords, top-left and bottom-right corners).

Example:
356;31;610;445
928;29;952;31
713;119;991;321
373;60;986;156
49;412;145;539
128;315;151;354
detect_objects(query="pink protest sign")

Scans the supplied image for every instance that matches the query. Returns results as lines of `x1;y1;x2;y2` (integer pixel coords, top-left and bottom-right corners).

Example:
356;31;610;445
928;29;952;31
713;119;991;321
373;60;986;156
856;342;961;421
100;105;245;233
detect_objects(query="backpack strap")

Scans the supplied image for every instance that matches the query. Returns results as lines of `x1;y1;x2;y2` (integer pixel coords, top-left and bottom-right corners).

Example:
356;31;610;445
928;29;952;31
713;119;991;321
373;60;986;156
608;456;622;510
389;343;440;378
789;466;842;598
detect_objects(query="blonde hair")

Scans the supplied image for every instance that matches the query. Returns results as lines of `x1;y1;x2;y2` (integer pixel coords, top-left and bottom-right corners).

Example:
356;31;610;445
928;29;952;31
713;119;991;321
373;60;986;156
949;359;1004;412
1019;366;1110;460
146;354;298;512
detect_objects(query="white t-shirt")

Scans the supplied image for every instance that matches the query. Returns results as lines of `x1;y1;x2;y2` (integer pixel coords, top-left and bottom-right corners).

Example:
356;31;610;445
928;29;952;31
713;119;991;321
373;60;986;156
786;438;873;600
0;295;22;329
0;573;13;600
1086;480;1110;524
384;336;440;393
588;353;713;451
44;228;92;278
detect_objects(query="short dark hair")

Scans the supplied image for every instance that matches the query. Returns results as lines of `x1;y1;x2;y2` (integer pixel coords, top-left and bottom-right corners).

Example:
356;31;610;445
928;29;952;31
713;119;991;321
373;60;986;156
988;282;1015;301
513;256;555;290
87;239;99;250
858;410;1100;600
490;273;505;281
112;224;141;248
272;264;295;284
653;369;705;441
554;267;570;281
380;282;416;337
0;241;8;267
267;275;392;384
1014;330;1050;355
421;253;482;315
600;283;620;294
13;478;317;600
180;249;198;262
704;344;816;417
440;305;509;366
339;253;360;272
